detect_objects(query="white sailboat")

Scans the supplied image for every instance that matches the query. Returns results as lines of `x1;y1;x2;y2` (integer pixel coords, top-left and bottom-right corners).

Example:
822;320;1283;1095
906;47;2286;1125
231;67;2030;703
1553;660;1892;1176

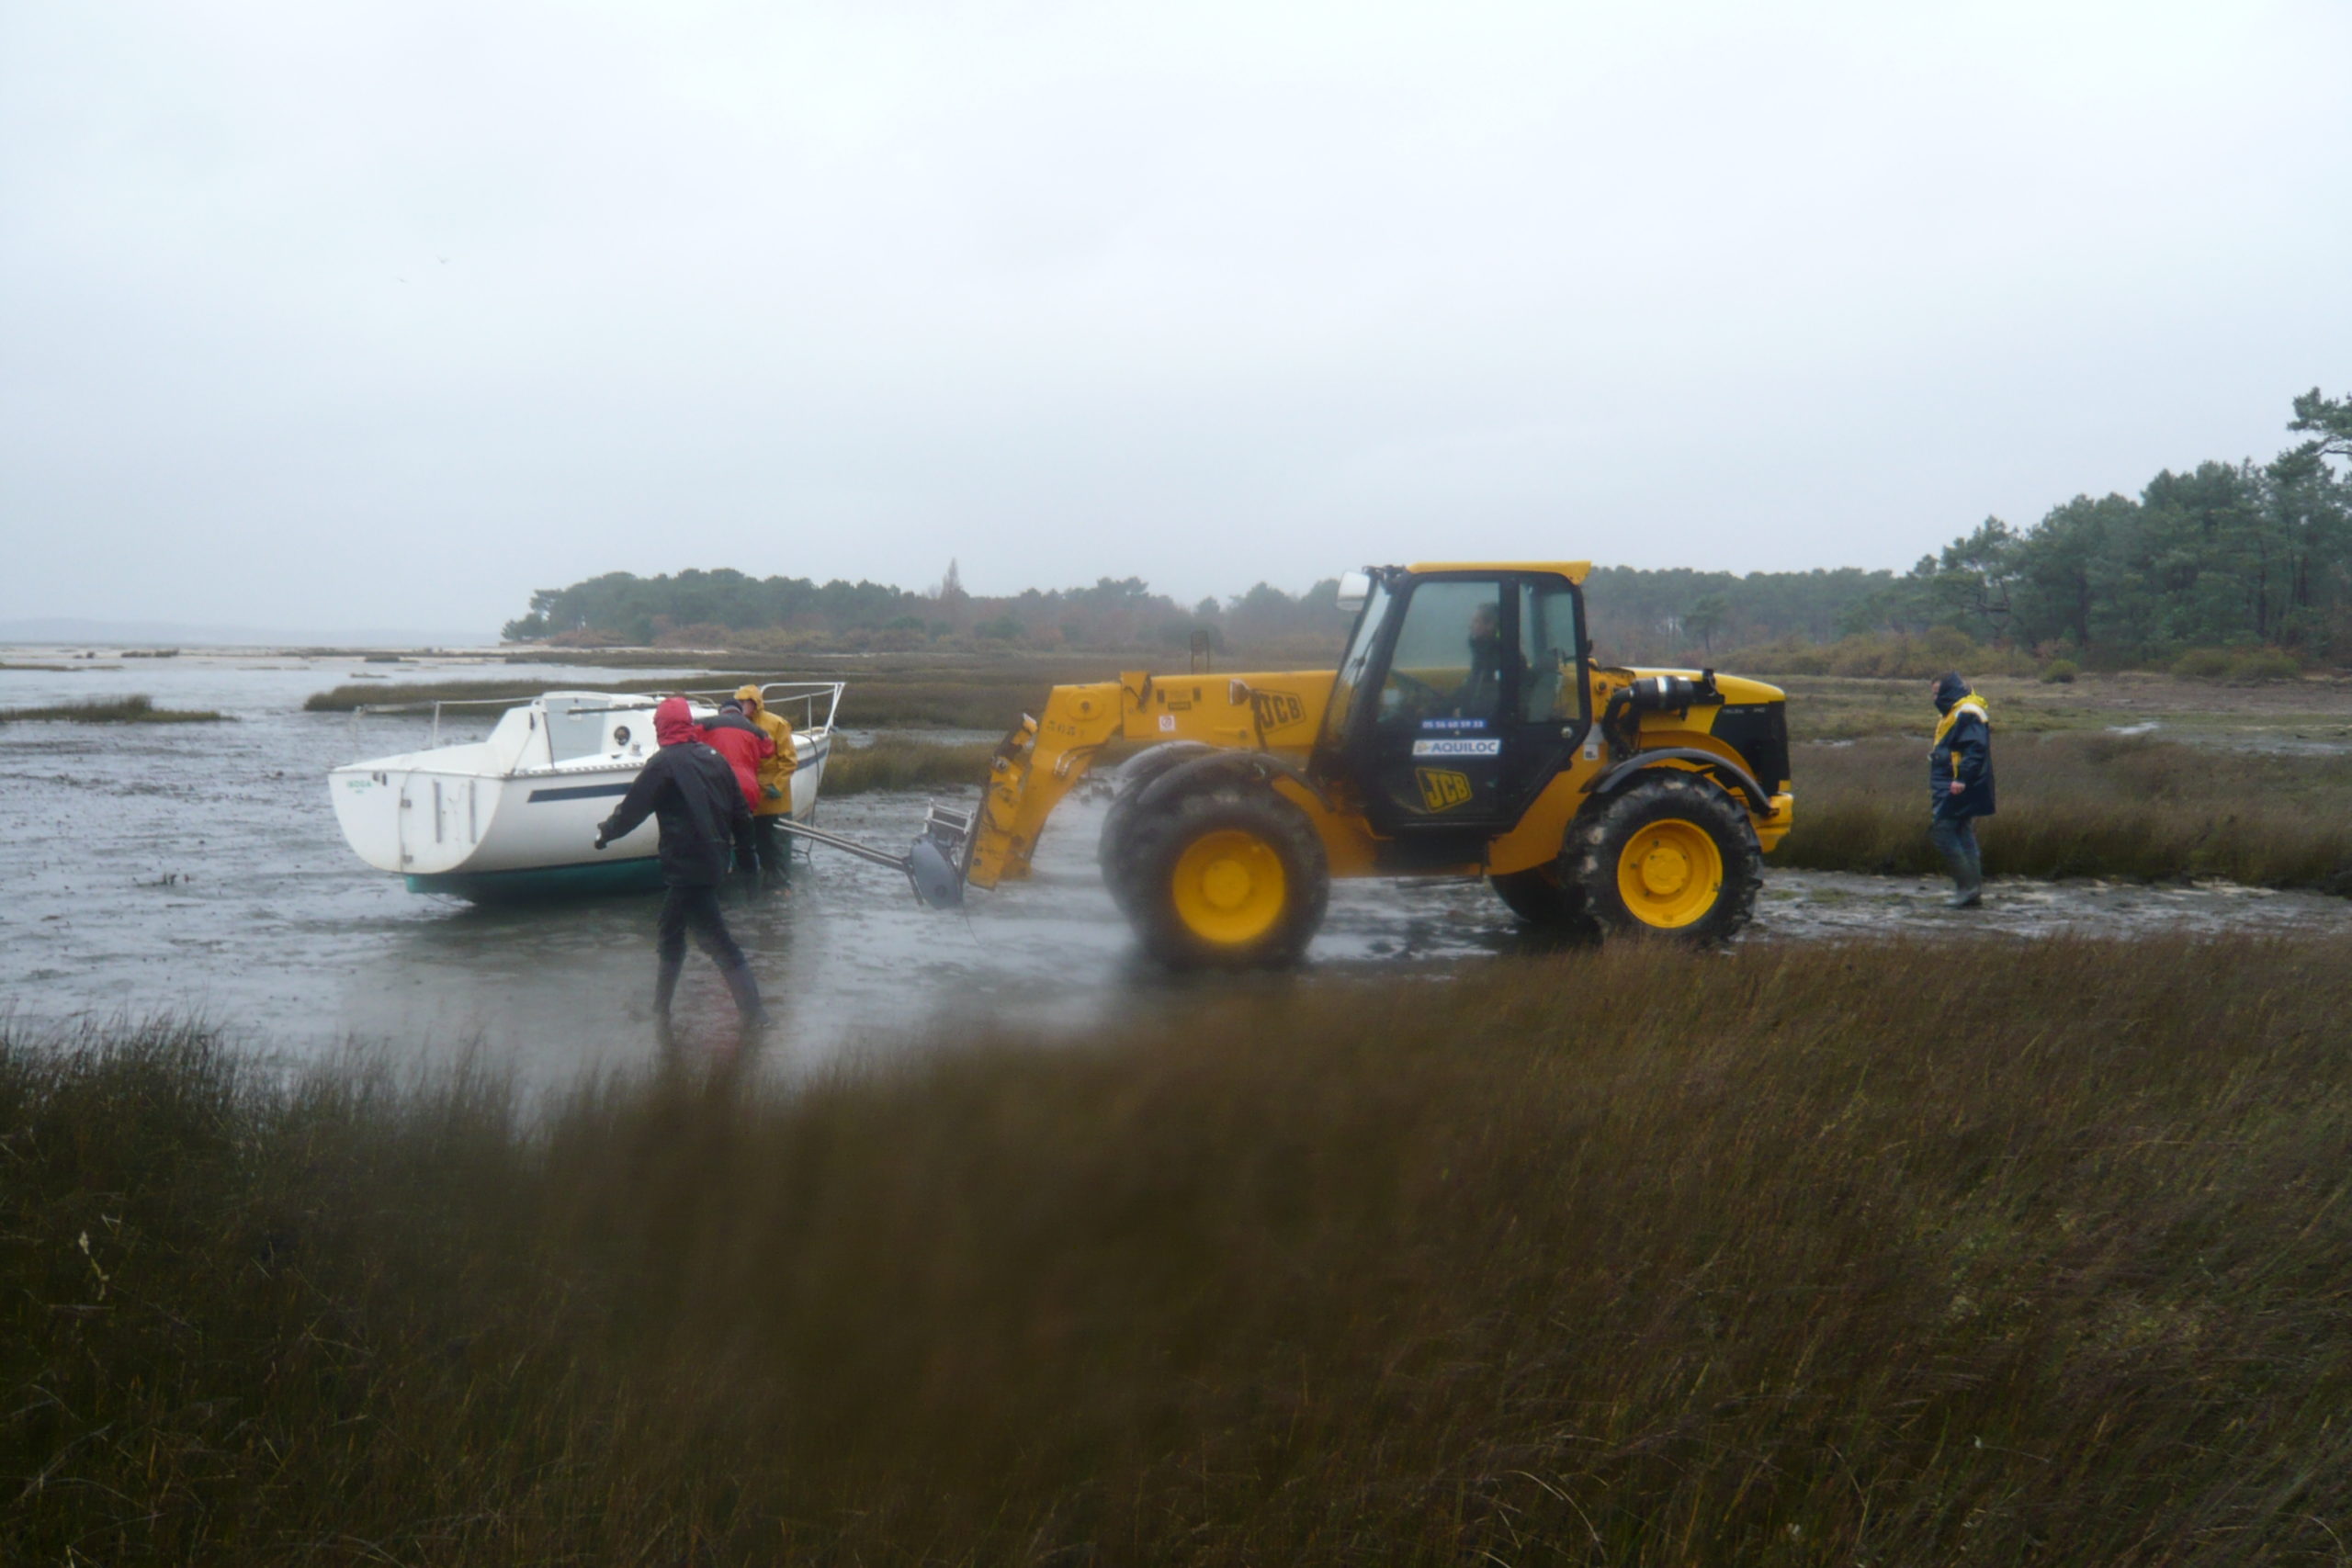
328;683;842;897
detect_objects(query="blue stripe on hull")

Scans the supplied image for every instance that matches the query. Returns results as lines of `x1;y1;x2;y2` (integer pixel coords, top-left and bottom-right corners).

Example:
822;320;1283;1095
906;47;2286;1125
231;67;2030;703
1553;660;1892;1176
406;858;665;901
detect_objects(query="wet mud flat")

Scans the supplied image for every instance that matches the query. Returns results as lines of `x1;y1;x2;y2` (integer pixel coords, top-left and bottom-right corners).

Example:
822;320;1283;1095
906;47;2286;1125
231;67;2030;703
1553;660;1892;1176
7;656;2351;1082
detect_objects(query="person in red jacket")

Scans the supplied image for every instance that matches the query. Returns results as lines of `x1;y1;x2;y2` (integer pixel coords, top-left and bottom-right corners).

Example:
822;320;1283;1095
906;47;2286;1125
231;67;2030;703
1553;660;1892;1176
696;699;775;881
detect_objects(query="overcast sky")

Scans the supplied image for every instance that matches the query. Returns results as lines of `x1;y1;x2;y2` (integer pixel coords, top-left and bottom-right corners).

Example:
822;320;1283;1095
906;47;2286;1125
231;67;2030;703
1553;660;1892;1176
5;0;2349;637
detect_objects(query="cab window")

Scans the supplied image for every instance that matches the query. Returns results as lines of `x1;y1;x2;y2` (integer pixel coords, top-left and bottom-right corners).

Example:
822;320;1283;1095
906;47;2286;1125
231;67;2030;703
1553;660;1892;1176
1377;581;1509;727
1322;575;1391;748
1517;580;1586;723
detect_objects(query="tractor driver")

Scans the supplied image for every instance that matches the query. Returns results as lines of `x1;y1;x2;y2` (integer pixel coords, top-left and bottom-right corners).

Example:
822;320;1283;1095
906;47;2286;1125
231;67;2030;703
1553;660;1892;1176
1453;600;1517;716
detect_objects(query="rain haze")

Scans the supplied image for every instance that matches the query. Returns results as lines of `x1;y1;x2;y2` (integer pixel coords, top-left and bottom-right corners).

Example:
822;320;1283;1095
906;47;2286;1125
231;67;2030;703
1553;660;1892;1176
4;0;2349;640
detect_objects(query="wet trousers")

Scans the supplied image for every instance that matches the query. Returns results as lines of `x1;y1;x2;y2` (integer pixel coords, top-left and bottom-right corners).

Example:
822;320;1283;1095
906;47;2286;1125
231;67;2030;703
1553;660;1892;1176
656;884;748;969
1929;816;1982;896
748;814;792;884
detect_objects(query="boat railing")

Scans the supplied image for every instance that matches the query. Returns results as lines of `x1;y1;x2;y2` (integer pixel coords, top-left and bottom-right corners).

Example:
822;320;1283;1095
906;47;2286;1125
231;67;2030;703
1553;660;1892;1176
345;682;847;751
344;694;544;750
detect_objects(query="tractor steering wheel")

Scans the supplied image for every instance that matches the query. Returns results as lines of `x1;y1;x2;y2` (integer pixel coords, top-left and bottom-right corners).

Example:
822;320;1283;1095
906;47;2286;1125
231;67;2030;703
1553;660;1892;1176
1381;670;1446;720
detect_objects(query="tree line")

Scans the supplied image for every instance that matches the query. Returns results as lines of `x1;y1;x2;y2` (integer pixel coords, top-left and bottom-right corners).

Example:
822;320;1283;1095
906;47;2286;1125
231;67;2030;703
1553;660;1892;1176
1842;389;2352;662
500;564;1357;653
503;389;2351;664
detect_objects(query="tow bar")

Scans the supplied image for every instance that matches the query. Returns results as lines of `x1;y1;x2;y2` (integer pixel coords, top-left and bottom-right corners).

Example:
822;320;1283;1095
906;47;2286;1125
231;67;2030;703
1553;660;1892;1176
773;801;975;910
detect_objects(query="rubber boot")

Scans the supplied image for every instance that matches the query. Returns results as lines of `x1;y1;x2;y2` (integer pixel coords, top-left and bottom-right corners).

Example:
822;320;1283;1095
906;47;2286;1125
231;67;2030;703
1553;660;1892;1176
1947;843;1983;909
653;955;684;1019
720;963;769;1028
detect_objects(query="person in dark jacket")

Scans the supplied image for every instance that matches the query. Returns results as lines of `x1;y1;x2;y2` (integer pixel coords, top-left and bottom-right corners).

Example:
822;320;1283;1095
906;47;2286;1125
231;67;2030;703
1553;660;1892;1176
1928;671;1996;908
594;696;765;1026
697;699;775;883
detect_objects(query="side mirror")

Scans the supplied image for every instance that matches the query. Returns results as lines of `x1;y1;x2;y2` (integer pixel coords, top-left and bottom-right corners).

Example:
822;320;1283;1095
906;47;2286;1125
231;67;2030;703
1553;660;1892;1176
1336;570;1372;613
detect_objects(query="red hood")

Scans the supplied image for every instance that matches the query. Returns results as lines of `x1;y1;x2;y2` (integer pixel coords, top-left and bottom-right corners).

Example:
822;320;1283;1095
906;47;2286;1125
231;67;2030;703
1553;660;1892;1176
653;696;697;747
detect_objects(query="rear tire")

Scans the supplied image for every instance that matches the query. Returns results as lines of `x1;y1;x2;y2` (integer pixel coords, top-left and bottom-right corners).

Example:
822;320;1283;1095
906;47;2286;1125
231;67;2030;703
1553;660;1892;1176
1567;773;1760;943
1488;863;1602;942
1121;785;1330;968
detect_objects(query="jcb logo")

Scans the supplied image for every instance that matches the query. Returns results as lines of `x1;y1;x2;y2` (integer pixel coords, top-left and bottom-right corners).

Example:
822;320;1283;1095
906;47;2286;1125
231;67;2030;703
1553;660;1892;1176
1250;690;1306;732
1416;767;1473;811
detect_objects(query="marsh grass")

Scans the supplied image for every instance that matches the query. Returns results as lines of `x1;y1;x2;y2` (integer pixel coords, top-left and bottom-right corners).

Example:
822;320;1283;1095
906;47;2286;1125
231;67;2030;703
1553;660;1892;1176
0;694;223;724
823;734;997;795
11;937;2352;1563
1784;731;2352;890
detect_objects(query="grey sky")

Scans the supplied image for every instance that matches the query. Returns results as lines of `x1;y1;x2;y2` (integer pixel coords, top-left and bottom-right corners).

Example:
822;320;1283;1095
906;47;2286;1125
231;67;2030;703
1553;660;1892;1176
6;0;2349;637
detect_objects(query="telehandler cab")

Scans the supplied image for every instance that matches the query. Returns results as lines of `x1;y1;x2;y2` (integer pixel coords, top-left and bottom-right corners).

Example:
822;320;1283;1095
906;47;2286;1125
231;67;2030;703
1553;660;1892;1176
888;561;1794;966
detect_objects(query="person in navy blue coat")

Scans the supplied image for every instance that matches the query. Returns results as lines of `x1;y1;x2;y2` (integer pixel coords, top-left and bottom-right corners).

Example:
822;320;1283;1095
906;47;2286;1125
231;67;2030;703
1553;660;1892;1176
1928;671;1996;908
594;696;766;1027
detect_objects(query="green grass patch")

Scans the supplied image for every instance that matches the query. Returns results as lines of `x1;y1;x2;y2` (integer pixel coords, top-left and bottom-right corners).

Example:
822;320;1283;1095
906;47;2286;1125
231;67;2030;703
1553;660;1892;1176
11;937;2352;1561
0;694;223;724
1781;730;2352;890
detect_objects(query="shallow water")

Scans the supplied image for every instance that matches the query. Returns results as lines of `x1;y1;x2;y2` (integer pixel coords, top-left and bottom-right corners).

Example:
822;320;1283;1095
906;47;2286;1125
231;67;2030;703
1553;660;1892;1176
6;657;2350;1081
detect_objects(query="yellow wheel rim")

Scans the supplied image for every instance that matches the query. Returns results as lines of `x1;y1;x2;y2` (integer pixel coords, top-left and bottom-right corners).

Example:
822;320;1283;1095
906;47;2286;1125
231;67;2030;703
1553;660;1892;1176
1170;829;1288;947
1614;818;1724;930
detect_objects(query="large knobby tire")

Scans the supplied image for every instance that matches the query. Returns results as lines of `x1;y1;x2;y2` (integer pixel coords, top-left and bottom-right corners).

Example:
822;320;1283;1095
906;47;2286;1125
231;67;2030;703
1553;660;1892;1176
1488;863;1602;944
1098;743;1211;914
1119;785;1330;969
1567;773;1761;943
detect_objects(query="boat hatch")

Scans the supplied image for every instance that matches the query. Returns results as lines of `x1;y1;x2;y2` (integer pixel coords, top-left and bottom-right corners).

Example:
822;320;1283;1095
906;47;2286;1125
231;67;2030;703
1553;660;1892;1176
545;695;621;762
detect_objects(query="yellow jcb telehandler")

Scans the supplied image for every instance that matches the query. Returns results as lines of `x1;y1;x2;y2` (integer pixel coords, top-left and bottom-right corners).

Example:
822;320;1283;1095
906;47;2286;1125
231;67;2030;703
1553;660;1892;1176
843;561;1794;965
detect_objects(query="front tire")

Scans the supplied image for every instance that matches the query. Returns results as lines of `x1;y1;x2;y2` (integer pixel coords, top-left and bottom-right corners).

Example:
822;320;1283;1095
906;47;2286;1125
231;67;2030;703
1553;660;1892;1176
1567;773;1761;943
1099;743;1211;914
1120;786;1330;968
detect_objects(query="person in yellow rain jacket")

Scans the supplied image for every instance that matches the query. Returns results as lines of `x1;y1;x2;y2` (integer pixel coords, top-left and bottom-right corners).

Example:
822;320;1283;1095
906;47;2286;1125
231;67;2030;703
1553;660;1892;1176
736;683;797;889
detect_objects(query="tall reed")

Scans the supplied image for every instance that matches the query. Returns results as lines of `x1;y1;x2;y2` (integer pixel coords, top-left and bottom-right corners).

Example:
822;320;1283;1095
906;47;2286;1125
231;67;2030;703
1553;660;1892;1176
9;936;2352;1562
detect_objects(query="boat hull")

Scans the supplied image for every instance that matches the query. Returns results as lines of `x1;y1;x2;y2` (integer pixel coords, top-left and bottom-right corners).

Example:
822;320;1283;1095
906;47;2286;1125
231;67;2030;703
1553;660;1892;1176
404;856;666;900
330;699;834;900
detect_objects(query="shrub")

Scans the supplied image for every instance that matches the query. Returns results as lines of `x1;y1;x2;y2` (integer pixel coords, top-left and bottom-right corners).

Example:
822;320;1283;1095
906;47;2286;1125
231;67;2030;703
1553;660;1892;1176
2229;647;2301;682
2171;647;2235;678
2039;659;2079;683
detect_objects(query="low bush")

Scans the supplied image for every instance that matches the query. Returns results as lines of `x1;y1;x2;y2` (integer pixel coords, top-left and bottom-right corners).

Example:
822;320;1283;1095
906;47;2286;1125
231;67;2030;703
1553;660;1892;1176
2039;658;2078;683
2230;646;2302;681
2171;647;2238;678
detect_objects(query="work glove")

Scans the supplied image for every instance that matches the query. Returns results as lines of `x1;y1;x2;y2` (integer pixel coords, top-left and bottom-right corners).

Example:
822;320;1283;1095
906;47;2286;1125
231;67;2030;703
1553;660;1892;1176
763;784;784;800
593;829;611;851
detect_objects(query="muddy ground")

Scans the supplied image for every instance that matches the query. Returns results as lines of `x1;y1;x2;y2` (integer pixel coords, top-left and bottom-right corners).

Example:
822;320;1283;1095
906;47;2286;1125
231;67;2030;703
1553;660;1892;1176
5;654;2348;1082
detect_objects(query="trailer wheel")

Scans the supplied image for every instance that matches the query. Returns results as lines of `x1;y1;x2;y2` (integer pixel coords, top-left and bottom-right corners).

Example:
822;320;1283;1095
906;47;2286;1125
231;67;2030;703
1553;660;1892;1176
1122;785;1329;968
1568;773;1760;943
